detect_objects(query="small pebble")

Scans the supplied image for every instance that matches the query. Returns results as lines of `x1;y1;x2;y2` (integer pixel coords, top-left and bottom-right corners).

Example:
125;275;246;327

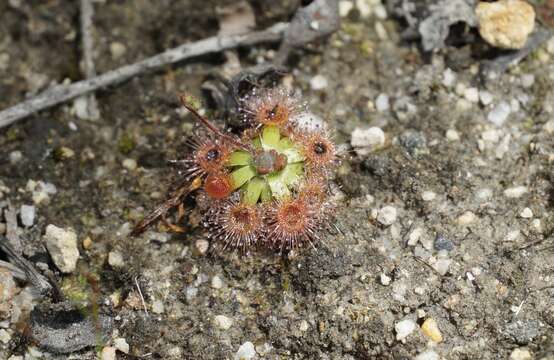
0;328;10;344
442;68;456;88
108;251;125;268
421;318;443;342
152;299;164;314
476;0;535;49
521;74;535;88
415;350;440;360
519;208;533;218
504;229;521;242
211;275;223;289
375;93;390;112
434;234;454;251
82;236;93;250
28;180;57;205
510;348;532;360
504;186;528;198
456;211;477;225
110;42;127;59
234;341;256;360
446;129;460;141
479;91;494;106
101;347;116;360
351;127;385;156
395;319;416;341
20;204;35;227
310;74;328;90
476;188;493;201
374;4;387;19
195;239;209;255
122;158;137;171
214;315;234;330
421;191;436;202
380;273;391;286
407;227;423;246
356;0;371;18
488;102;511;126
464;87;479;103
9;151;22;164
377;206;397;226
114;338;129;354
299;320;309;331
338;1;353;17
432;258;452;276
43;225;79;273
531;219;542;233
185;286;198;302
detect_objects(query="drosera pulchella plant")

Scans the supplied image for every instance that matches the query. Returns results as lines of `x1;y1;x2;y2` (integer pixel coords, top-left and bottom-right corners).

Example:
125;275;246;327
132;86;339;253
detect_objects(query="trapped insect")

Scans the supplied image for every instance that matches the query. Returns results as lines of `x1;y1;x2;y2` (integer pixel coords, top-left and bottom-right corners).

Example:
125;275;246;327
132;86;339;253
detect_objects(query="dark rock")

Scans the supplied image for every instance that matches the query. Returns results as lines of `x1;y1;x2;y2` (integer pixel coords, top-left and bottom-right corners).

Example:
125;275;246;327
29;301;113;354
293;246;352;293
434;233;454;251
398;130;428;158
503;319;541;345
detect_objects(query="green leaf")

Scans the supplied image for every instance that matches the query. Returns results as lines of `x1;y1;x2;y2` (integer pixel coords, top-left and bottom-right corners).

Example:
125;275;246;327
261;125;281;149
230;166;256;190
282;162;304;187
260;182;272;202
227;151;252;166
266;163;304;199
267;171;290;199
283;147;304;163
243;177;266;205
277;137;293;151
252;137;262;149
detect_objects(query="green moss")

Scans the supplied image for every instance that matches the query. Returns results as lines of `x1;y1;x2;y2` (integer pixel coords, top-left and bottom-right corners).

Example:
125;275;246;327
61;274;94;308
118;133;136;154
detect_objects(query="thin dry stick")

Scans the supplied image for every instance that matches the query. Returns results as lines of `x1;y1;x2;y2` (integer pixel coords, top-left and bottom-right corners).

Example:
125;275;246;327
4;202;22;255
0;22;288;129
135;276;149;315
76;0;100;120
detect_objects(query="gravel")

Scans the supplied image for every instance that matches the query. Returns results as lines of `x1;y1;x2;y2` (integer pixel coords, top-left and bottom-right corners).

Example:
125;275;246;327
310;74;328;90
43;225;79;273
434;234;454;251
350;127;385;156
19;204;35;227
101;347;116;360
376;206;397;226
108;251;125;268
375;93;390;112
476;0;535;49
488;101;512;126
415;350;440;360
519;207;533;218
395;318;417;341
234;342;256;360
504;186;528;198
114;338;130;354
421;318;443;343
214;315;233;330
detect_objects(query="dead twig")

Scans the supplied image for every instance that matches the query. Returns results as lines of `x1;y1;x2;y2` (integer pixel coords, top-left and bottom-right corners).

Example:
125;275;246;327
134;276;149;316
4;202;22;255
0;235;54;298
75;0;100;120
0;22;288;129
